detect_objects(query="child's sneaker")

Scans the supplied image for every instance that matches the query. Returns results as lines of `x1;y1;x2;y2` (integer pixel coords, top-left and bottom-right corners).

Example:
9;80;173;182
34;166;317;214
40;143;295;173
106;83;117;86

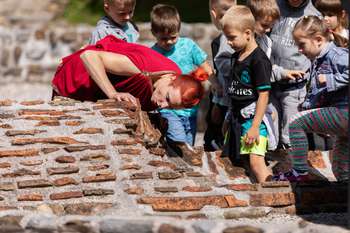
273;169;309;182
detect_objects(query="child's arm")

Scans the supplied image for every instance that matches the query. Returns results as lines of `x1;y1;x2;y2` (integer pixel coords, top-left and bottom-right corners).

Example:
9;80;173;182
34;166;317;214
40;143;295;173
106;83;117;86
318;52;349;91
244;91;269;145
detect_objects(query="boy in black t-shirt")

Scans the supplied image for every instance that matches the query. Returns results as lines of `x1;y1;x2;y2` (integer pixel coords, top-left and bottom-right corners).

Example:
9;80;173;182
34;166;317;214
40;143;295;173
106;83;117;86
221;5;272;183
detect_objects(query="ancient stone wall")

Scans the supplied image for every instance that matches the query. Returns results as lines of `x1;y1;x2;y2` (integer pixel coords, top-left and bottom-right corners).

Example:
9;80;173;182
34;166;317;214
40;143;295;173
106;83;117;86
0;21;218;84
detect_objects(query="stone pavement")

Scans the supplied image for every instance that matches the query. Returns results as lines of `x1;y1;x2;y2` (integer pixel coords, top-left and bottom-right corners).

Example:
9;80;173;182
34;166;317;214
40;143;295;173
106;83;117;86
0;97;348;232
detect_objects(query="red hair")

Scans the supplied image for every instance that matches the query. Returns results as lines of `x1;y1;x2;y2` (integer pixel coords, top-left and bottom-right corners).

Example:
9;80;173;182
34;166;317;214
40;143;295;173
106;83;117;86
172;67;208;108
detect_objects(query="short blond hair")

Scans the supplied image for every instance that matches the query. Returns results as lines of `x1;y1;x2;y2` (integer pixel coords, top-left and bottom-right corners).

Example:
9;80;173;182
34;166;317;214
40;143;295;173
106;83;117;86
247;0;280;21
209;0;236;11
221;5;255;32
104;0;136;7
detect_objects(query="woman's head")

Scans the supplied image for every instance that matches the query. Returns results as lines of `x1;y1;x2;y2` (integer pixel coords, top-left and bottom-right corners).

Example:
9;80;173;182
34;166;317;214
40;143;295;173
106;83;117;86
151;68;207;109
293;16;330;60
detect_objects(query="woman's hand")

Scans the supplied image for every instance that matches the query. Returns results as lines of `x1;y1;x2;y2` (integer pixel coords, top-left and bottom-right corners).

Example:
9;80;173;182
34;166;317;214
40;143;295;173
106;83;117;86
318;74;327;85
110;92;138;106
244;126;260;145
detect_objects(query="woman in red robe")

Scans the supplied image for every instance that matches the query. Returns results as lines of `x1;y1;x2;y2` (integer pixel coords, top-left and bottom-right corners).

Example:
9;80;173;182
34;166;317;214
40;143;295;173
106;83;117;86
52;35;208;111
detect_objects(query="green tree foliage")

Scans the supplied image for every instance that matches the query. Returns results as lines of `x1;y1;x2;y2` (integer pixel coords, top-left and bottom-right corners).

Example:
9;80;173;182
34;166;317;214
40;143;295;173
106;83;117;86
64;0;246;24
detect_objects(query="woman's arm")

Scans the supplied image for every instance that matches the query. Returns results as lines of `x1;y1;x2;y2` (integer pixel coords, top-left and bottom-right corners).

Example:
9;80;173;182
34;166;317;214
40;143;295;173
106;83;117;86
80;50;141;105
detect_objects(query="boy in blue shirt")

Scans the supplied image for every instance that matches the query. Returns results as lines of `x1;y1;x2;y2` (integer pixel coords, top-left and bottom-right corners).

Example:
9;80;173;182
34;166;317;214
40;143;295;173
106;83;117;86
150;4;212;166
89;0;139;44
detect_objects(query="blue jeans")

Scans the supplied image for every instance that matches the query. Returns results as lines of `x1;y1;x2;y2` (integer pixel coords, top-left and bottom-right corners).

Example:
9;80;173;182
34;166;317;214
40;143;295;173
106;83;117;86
160;111;197;146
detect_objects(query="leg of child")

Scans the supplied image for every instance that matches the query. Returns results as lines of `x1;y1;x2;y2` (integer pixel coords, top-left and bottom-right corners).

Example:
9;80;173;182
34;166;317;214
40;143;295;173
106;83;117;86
331;136;349;181
280;87;306;147
250;153;272;183
289;107;348;175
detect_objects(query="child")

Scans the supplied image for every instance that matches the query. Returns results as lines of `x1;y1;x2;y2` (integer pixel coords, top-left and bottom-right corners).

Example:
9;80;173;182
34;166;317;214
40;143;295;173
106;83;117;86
204;0;236;151
269;0;320;150
150;4;212;165
314;0;349;47
221;6;273;183
89;0;139;44
246;0;281;151
274;16;348;182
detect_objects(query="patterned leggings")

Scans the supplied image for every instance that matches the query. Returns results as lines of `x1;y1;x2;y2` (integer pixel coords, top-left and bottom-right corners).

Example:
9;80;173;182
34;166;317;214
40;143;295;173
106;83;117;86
289;107;348;180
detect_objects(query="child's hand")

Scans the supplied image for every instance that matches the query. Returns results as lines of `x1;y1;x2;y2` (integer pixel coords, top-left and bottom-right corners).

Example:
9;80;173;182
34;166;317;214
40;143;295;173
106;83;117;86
244;127;260;145
318;74;327;85
284;70;305;80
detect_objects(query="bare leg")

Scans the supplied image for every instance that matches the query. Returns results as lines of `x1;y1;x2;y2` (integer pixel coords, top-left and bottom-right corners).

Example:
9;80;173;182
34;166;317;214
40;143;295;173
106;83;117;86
250;153;272;183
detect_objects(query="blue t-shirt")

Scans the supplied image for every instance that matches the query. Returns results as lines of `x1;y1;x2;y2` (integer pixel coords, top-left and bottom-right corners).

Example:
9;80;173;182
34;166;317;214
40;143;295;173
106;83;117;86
152;37;207;116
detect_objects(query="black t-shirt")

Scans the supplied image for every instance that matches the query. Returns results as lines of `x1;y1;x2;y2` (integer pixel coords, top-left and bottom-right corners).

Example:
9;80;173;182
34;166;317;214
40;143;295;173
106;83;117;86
227;47;272;108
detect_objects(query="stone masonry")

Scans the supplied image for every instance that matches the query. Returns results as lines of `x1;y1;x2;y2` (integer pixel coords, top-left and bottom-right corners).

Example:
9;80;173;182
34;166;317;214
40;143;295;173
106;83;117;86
0;97;347;232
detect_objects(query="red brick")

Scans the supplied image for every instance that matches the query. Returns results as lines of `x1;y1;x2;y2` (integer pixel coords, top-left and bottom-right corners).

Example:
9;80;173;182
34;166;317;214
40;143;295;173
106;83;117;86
154;187;178;193
93;100;137;111
23;116;55;121
223;226;264;233
106;119;137;128
55;156;76;163
2;168;40;177
50;191;83;200
41;147;60;154
20;100;45;106
113;128;133;135
35;120;60;126
186;172;204;177
224;195;249;207
88;164;109;171
47;166;79;175
148;147;166;157
73;128;103;134
20;160;43;166
11;137;83;145
307;150;326;169
65;121;84;126
18;109;65;116
182;186;212;192
64;145;106;152
0;124;12;129
118;148;142;155
83;189;114;196
158;224;185;233
0;99;13;106
64;203;113;215
80;153;110;161
219;157;247;179
17;194;43;201
148;160;177;170
0;182;15;191
130;172;153;180
5;129;46;136
111;138;137;146
100;109;129;117
124;187;144;195
52;177;78;186
120;163;141;170
261;181;290;188
0;162;11;168
225;184;258;191
82;174;116;183
250;192;295;207
158;172;182;180
18;179;52;189
0;149;39;158
0;113;15;119
138;196;244;211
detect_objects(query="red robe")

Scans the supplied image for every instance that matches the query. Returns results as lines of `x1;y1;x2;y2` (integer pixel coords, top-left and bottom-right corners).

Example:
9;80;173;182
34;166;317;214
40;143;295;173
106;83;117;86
52;35;181;111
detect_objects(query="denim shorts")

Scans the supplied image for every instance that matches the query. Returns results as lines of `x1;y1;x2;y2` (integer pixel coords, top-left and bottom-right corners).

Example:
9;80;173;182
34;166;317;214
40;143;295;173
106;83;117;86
160;111;197;145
